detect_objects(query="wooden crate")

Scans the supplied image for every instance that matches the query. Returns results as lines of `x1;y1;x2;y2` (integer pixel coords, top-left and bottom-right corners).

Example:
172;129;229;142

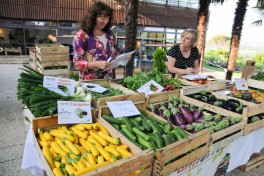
180;83;256;118
32;115;154;176
23;106;35;127
81;79;145;109
242;104;264;135
238;153;264;172
247;77;264;91
35;44;69;76
98;103;211;176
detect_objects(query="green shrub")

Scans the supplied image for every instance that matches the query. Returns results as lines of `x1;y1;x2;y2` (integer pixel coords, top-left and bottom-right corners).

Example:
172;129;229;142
153;48;166;73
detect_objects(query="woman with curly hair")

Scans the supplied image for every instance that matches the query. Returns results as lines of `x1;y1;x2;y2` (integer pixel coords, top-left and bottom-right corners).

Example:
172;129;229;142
73;2;119;80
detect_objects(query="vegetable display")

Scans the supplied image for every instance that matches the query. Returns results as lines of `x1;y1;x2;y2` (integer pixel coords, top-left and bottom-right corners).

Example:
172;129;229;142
17;65;91;117
253;71;264;81
147;96;242;133
231;89;264;103
101;112;189;152
37;122;141;176
123;68;183;91
187;90;246;114
87;86;124;98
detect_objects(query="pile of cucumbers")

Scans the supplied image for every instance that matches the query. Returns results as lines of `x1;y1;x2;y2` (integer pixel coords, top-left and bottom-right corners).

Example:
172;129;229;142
101;112;188;151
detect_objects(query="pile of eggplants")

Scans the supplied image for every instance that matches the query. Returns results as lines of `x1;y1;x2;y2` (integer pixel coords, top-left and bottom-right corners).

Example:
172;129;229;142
147;96;242;133
187;90;246;114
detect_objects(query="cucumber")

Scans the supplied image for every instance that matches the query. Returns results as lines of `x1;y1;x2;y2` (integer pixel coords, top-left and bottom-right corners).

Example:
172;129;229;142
172;130;183;141
174;126;188;138
137;126;145;131
132;127;150;141
112;124;120;130
147;119;159;133
102;114;122;125
122;117;133;131
134;116;143;122
131;140;144;150
137;136;154;149
162;134;171;146
167;132;176;143
148;115;166;126
164;122;172;134
153;132;164;148
122;127;137;141
130;117;141;127
142;118;151;131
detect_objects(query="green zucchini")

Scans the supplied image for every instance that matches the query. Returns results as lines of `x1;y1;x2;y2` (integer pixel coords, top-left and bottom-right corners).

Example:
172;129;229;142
132;127;150;141
122;117;134;131
102;114;122;125
174;126;188;138
142;118;151;131
153;132;164;149
164;122;172;134
122;127;137;142
137;136;153;149
148;115;166;126
147;119;159;133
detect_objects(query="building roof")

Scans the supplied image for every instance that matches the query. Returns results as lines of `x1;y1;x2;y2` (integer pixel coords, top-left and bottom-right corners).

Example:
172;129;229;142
0;0;198;29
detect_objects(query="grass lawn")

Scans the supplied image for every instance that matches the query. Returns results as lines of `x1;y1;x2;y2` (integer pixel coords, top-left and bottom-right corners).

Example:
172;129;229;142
204;64;242;77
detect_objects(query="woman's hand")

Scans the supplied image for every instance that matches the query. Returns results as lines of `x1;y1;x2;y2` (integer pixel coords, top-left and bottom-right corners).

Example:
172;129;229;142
185;67;194;74
97;61;111;70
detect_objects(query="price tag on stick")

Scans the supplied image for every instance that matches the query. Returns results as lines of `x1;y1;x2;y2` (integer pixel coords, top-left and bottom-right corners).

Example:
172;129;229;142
106;100;141;118
57;101;92;124
234;78;249;90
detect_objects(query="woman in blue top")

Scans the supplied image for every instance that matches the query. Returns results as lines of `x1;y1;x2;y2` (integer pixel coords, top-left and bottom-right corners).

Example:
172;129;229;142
73;2;119;80
167;28;200;77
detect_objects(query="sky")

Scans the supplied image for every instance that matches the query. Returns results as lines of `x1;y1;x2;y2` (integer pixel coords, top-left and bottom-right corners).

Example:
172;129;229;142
206;0;264;50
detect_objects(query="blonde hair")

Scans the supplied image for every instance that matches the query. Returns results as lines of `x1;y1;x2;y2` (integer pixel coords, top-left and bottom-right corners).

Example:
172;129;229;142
181;28;198;46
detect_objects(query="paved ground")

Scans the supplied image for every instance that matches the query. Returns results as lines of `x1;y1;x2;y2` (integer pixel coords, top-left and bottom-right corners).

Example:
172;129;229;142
0;63;263;176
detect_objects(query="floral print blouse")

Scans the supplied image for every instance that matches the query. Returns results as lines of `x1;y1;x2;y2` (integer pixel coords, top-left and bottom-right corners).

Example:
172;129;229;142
73;29;119;80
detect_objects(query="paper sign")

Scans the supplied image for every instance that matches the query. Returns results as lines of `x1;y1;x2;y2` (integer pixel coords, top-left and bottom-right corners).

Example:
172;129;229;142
234;78;249;90
181;74;208;80
43;76;75;96
137;80;164;97
57;101;92;124
105;50;136;71
81;82;107;93
106;100;141;118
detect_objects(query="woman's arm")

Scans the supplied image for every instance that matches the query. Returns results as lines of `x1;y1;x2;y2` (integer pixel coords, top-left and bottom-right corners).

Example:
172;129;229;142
167;56;190;74
192;59;200;74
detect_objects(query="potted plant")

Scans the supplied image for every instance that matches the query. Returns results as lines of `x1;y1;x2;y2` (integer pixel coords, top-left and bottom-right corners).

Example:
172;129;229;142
153;48;166;74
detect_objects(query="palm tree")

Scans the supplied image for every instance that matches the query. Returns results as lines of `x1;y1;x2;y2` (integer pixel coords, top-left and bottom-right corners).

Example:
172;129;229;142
124;0;139;77
226;0;249;80
252;1;264;26
196;0;224;72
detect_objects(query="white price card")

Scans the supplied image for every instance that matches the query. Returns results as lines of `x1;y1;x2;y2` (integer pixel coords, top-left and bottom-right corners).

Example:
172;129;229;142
106;100;141;118
137;80;164;97
81;82;107;93
43;76;75;96
57;101;92;124
234;78;249;90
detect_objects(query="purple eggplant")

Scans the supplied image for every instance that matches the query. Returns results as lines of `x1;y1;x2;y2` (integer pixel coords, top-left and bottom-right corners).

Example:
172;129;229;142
193;106;204;120
171;107;187;126
179;105;194;124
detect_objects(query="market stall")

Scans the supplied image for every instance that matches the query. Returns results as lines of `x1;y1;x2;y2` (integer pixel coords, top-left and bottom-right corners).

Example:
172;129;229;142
18;45;264;175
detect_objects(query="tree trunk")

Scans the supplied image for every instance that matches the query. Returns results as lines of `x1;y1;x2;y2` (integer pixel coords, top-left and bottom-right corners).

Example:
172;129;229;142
124;0;139;77
196;0;211;73
226;0;249;80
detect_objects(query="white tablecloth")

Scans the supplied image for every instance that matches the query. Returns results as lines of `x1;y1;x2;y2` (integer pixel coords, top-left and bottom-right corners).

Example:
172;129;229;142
21;126;264;175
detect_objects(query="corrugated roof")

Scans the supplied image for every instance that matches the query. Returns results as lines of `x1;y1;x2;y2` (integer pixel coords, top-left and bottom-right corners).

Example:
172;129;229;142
0;0;197;28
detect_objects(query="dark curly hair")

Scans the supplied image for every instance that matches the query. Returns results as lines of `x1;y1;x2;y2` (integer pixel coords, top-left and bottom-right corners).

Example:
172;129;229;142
80;2;113;35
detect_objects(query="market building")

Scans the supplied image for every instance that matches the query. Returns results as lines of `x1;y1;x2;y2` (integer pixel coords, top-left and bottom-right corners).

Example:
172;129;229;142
0;0;198;63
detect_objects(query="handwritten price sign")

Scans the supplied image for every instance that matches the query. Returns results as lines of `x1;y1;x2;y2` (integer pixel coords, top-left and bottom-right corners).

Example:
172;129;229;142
106;100;141;118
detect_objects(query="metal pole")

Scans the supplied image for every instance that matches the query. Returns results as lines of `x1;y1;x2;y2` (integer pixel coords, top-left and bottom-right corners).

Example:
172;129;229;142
23;22;27;55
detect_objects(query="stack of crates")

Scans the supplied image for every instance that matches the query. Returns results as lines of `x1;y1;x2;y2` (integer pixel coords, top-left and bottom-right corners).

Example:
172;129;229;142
35;44;69;77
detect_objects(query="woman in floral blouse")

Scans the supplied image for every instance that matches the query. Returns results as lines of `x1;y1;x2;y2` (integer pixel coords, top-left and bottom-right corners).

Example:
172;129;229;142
73;2;119;80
